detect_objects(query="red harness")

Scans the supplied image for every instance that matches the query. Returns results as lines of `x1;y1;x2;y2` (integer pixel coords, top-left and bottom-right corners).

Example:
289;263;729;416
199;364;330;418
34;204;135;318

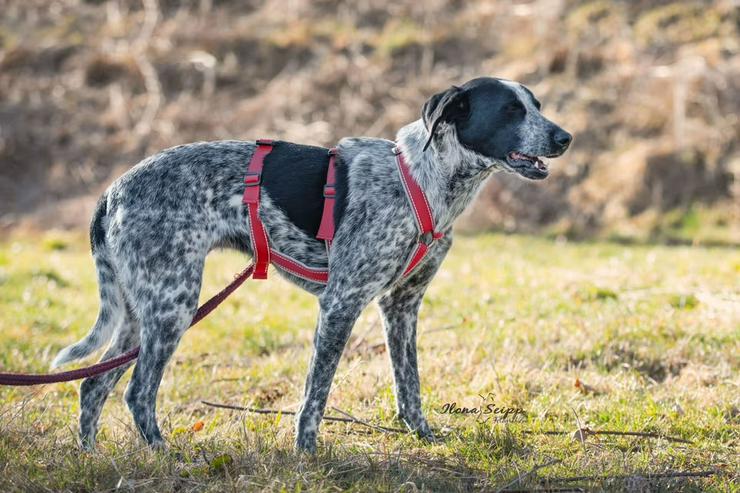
244;140;443;283
0;140;442;386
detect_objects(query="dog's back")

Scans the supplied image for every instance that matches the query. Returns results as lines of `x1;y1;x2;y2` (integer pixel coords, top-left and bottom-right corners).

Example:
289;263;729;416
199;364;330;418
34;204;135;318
259;141;345;237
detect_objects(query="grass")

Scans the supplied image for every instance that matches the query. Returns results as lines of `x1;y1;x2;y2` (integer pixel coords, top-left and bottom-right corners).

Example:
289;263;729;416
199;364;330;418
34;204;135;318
0;231;738;492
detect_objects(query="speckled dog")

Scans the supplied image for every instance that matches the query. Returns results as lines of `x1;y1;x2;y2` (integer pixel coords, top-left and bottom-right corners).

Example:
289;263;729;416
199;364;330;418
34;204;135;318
52;77;572;453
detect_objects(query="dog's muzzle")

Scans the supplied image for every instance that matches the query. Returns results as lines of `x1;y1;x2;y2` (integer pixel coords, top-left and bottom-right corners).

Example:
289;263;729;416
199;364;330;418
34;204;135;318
506;130;572;180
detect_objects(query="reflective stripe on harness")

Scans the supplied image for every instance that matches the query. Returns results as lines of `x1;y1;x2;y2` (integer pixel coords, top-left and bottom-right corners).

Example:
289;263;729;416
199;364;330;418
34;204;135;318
242;139;273;279
316;147;337;249
393;145;444;276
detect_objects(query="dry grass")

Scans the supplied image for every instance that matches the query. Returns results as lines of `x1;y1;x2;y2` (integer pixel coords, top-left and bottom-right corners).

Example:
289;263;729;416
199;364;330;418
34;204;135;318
1;231;738;491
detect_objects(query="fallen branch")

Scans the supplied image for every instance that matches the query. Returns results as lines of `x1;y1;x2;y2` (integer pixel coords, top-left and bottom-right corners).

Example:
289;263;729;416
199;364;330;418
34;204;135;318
330;406;405;435
201;401;693;445
201;401;408;434
544;469;719;484
522;428;692;444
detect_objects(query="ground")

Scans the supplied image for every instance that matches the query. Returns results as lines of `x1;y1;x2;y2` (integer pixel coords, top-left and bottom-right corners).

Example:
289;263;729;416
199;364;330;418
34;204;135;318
0;232;738;492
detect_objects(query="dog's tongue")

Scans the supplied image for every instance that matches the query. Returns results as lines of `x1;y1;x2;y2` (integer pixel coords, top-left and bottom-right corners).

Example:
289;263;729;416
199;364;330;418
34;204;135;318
512;151;538;163
512;151;548;171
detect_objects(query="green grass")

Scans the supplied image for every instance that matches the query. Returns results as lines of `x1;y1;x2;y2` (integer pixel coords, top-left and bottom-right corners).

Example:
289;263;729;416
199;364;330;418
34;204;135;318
1;231;738;492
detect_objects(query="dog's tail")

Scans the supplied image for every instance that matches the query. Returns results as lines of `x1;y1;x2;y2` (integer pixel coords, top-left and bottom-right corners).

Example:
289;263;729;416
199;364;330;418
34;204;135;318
51;194;125;369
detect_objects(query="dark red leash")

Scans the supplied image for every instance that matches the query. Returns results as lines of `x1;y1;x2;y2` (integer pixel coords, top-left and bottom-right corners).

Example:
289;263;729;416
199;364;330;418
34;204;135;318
0;264;255;386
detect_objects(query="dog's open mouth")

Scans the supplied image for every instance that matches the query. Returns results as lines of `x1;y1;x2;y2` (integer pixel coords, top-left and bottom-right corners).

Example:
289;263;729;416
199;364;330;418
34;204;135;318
506;151;549;179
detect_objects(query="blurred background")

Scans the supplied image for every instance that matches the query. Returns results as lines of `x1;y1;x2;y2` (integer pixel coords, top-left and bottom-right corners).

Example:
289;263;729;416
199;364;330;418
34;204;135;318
0;0;738;244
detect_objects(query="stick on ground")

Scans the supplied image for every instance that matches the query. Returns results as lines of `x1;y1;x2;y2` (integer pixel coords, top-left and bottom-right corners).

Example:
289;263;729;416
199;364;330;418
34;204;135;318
201;401;408;434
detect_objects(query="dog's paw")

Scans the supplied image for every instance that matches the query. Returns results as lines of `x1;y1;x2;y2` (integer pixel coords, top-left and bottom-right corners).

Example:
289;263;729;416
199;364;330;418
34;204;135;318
421;431;443;445
404;417;441;444
79;436;97;453
294;433;318;454
149;438;169;454
416;424;437;443
398;414;437;443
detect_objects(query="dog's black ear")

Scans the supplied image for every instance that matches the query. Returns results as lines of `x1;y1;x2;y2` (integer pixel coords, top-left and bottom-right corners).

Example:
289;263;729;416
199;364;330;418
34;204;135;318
421;85;469;151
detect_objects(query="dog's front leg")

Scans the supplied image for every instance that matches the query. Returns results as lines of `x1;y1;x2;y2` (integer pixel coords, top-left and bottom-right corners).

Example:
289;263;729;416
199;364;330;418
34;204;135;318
377;235;452;442
295;294;366;453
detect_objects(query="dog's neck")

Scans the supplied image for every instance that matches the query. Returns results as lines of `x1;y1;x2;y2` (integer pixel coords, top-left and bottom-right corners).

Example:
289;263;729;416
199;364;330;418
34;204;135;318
396;119;498;232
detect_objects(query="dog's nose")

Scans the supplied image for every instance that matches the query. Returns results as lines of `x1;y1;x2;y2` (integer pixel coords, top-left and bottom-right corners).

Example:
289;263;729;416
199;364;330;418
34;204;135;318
554;129;572;150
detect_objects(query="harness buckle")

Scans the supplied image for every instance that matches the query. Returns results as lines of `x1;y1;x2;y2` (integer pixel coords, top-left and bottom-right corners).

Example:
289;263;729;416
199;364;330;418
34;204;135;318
392;146;402;155
323;185;336;198
244;172;262;186
420;231;444;245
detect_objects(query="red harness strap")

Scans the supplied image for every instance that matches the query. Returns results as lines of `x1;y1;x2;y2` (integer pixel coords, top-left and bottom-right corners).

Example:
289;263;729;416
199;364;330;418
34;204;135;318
316;147;337;248
244;140;330;284
393;146;444;276
242;139;273;279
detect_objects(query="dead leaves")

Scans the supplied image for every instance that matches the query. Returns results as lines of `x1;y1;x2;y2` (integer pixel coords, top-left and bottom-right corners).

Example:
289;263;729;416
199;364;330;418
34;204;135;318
172;419;206;438
574;377;603;395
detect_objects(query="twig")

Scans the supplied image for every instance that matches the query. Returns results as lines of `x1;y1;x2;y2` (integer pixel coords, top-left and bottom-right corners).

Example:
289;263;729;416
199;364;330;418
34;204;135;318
347;319;379;354
330;406;404;435
201;401;407;434
544;469;719;484
496;457;562;492
521;429;692;444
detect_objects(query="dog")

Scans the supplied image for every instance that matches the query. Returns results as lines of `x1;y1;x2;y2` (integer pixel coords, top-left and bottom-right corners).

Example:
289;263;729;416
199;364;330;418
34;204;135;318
51;76;571;453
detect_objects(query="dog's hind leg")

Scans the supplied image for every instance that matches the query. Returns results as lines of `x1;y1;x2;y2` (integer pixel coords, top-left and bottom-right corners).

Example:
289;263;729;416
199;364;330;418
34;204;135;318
78;305;140;450
122;259;204;449
377;235;452;442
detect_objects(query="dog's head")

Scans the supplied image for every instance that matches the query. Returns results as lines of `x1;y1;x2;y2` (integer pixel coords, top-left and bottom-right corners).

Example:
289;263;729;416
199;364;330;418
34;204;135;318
422;77;572;180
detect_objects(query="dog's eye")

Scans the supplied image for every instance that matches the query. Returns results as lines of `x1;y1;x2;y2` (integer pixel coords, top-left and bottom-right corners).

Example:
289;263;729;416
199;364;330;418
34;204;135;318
456;98;469;113
505;101;523;113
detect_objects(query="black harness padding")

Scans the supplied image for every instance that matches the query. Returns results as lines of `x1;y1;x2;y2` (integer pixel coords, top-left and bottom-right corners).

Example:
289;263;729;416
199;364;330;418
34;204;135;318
261;140;347;238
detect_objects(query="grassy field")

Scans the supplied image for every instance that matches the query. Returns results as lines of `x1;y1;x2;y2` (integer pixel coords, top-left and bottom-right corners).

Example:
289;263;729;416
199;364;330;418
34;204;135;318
0;231;738;492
